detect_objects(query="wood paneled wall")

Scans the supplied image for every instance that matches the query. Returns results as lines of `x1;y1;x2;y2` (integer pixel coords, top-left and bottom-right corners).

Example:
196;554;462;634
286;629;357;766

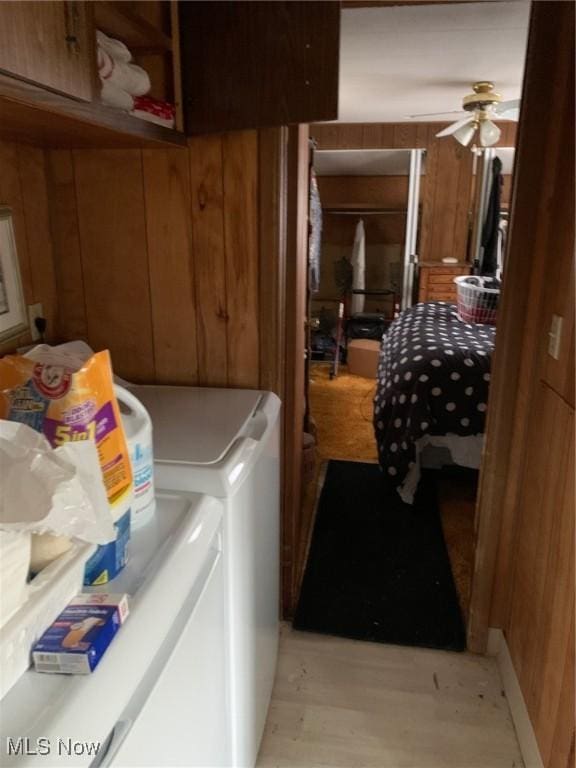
317;175;410;209
318;175;409;247
469;4;574;766
0;140;58;353
310;122;517;264
45;132;274;389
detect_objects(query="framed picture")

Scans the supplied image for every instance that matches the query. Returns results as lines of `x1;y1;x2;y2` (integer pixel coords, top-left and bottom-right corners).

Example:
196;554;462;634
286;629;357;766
0;207;28;341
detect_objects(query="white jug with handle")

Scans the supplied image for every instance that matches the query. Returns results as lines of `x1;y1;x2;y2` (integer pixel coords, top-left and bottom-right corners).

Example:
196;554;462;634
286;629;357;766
115;385;155;525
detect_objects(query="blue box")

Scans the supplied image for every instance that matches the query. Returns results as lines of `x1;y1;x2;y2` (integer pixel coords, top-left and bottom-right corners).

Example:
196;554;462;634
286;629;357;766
32;594;129;675
84;510;131;586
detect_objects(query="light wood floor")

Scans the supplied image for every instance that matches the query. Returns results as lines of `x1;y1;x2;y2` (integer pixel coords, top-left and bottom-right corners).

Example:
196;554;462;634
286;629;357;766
257;625;524;768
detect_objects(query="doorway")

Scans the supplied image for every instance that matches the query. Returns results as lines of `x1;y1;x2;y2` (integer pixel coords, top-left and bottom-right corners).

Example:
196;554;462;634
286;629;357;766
285;0;530;646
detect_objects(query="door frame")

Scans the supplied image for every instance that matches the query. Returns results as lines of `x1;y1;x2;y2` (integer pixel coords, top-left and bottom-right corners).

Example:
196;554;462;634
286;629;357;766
277;2;574;638
281;124;311;616
467;1;574;652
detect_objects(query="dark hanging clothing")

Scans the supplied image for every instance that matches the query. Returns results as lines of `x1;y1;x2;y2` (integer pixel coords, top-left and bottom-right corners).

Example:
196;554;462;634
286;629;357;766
480;156;503;276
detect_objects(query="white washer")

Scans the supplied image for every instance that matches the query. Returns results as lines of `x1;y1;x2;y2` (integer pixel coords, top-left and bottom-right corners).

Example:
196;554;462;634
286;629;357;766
129;385;281;768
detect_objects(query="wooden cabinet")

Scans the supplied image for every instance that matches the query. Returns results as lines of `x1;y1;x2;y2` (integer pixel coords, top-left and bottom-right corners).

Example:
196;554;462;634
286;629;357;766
0;0;340;146
0;1;187;148
0;2;93;101
418;263;470;304
180;1;340;134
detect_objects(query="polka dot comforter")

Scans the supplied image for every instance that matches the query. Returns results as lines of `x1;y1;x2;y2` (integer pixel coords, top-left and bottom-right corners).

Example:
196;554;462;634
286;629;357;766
374;301;495;494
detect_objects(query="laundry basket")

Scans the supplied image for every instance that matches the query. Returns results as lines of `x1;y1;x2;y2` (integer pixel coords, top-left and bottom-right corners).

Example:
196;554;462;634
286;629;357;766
454;275;501;325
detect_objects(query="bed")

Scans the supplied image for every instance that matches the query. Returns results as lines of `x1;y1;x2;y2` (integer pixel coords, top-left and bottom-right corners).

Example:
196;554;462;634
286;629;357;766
374;301;495;503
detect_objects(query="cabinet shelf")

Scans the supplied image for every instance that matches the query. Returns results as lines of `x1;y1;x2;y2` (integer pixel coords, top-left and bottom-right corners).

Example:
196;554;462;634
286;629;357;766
0;73;186;149
94;2;172;53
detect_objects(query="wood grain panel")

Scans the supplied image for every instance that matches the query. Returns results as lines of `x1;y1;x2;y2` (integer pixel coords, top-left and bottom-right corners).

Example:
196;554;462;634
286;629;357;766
73;149;155;381
361;123;394;148
283;124;309;615
468;8;574;768
258;127;288;396
182;1;340;134
393;123;417;148
309;123;342;150
16;146;58;336
0;140;60;352
317;176;410;209
310;121;516;150
506;385;566;680
417;125;438;266
323;212;406;247
142;148;198;384
188;135;228;386
549;620;575;768
530;419;574;765
44;134;271;390
452;146;474;261
46;149;88;340
0;1;93;101
222;131;260;388
505;386;574;766
478;1;575;636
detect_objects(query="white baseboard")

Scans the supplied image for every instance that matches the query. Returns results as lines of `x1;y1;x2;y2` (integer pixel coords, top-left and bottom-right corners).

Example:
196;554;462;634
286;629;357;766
487;628;544;768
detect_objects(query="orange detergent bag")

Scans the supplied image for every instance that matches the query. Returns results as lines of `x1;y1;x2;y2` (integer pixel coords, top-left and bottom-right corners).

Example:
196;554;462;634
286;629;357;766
0;350;132;511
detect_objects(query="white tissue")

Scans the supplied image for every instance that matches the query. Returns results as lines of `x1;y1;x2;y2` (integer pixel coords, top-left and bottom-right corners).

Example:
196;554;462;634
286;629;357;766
0;530;30;626
0;421;115;545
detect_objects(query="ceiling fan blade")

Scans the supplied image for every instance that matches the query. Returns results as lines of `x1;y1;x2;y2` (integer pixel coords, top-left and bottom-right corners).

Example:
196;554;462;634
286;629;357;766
436;115;474;138
495;99;521;120
407;110;464;119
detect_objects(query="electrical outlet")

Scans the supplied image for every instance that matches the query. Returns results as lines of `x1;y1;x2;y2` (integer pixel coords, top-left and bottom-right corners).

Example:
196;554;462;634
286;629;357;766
27;303;44;342
548;314;563;360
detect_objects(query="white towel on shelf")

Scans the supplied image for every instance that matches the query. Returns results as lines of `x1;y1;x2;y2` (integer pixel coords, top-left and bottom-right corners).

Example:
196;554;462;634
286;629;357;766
97;29;132;63
100;80;135;112
97;46;114;80
96;28;150;100
351;219;366;315
100;57;150;97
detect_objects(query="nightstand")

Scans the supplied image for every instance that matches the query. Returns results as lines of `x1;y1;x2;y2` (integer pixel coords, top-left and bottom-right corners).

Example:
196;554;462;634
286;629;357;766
418;263;471;303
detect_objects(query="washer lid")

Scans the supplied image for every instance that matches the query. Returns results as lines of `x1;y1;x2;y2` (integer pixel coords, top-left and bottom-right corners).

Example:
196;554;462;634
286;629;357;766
130;386;263;465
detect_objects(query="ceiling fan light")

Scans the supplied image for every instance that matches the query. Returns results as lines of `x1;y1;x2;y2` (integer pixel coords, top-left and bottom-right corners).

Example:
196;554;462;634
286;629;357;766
453;121;477;147
479;119;501;147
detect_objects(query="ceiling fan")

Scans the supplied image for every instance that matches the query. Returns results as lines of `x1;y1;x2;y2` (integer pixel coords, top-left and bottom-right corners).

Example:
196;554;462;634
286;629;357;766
410;82;520;148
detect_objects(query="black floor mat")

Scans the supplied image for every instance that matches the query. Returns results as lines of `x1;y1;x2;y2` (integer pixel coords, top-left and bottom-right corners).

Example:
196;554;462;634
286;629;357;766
293;460;466;651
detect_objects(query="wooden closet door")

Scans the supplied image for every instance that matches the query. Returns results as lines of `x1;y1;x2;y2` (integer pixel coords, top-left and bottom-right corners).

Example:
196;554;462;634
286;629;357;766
0;2;93;101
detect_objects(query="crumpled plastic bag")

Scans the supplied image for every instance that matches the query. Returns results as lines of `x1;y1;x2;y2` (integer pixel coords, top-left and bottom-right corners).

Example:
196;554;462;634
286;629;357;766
0;420;115;545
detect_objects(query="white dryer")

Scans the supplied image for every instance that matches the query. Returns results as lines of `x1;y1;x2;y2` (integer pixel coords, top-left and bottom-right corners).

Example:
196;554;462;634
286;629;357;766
0;492;229;768
129;386;281;768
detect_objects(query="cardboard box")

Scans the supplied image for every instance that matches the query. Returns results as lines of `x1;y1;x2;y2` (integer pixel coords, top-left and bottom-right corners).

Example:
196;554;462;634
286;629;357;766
347;339;381;379
32;594;129;674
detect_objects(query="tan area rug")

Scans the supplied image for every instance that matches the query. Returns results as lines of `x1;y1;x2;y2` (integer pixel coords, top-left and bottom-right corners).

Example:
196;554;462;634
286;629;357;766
309;364;378;463
306;362;475;620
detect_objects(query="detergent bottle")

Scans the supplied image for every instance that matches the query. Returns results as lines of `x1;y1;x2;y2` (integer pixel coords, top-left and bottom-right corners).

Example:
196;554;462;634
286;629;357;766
115;385;155;526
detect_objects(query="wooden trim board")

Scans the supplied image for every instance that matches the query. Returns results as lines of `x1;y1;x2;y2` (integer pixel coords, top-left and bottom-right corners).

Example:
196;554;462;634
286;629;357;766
487;629;545;768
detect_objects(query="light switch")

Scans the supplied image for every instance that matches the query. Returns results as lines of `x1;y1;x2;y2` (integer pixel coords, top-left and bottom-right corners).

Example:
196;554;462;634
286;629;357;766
548;314;563;360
